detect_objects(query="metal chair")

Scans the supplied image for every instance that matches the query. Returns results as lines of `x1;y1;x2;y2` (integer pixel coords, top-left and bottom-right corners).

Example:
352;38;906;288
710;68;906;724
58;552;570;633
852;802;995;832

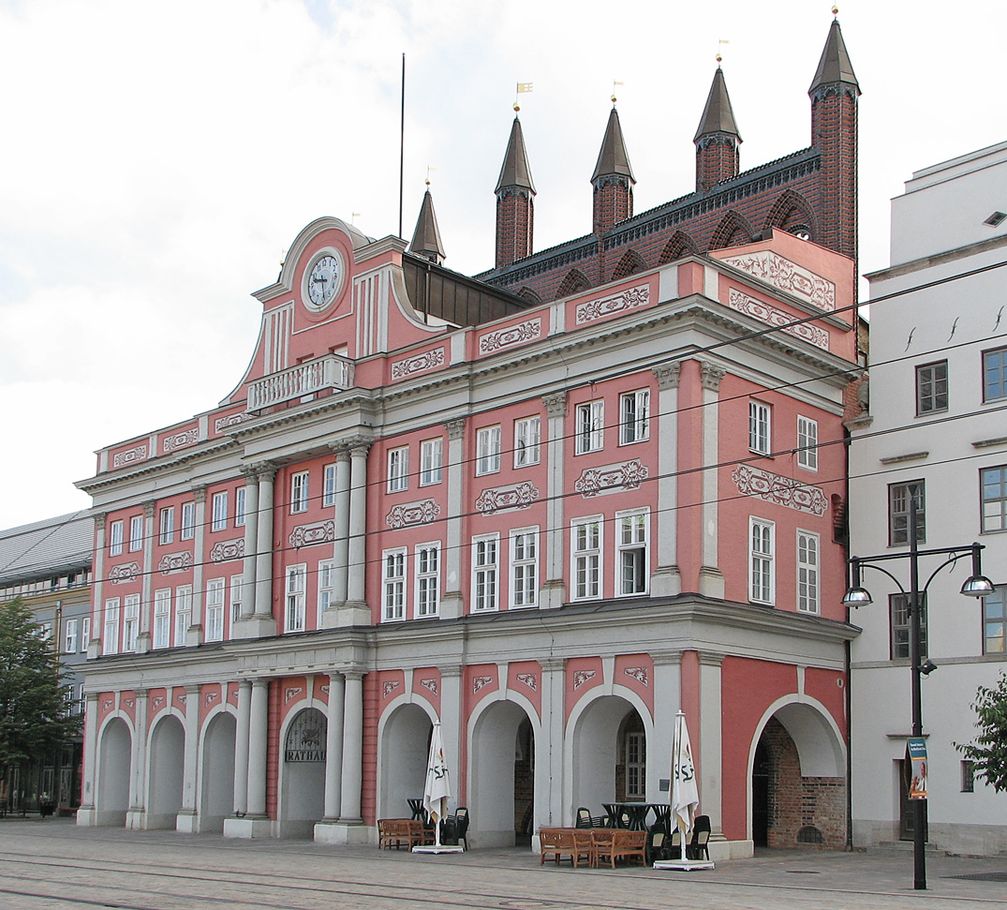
688;815;711;860
576;807;593;828
453;806;469;851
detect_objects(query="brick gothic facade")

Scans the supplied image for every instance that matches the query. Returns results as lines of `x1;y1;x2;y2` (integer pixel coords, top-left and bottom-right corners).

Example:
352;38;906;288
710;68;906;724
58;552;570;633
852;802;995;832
481;19;859;304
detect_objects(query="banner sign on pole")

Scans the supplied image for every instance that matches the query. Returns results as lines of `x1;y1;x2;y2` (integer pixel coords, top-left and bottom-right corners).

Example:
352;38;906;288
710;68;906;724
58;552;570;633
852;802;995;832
906;737;928;800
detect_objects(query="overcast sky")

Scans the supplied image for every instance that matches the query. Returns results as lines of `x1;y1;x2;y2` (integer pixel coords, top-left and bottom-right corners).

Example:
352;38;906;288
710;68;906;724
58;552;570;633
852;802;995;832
1;0;1004;529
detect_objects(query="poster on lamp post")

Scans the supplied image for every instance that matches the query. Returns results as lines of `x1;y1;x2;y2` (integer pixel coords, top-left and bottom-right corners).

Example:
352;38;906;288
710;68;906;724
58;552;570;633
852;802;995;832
907;738;928;800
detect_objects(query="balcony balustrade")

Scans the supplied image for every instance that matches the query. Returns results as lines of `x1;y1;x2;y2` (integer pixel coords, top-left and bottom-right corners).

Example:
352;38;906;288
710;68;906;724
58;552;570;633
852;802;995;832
246;354;354;412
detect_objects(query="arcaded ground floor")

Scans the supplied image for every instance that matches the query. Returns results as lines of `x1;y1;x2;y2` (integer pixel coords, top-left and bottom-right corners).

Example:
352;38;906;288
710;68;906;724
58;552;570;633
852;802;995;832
1;818;1005;909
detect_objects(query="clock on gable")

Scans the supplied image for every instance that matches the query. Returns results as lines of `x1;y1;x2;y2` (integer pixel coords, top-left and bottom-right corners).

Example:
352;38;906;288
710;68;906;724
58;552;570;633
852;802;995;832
302;249;345;312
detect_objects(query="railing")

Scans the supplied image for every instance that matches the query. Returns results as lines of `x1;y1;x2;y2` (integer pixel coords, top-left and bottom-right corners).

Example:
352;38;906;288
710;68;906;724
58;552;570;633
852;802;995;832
247;354;354;412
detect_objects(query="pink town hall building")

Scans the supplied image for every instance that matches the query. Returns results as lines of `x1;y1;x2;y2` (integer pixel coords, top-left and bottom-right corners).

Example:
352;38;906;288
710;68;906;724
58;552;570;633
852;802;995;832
75;21;862;856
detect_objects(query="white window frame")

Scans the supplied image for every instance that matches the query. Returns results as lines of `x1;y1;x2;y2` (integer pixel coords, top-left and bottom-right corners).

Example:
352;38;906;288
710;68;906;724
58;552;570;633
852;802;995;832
571;516;603;600
205;578;225;642
797;530;820;614
290;471;309;514
158;507;175;545
575;401;604;454
419;438;443;486
128;515;144;552
153;588;171;649
797;416;818;471
625;730;647;800
509;527;539;609
109;520;124;556
382;548;407;622
749;517;776;605
284;565;306;633
211;492;228;531
318;559;335;623
475;425;502;476
749;400;771;456
616;508;649;596
64;619;77;654
180;502;195;541
471;534;500;612
229;574;243;626
122;594;139;652
323;464;337;507
514;416;541;468
103;598;119;656
415;542;441;618
174;585;192;646
80;617;90;653
235;486;247;527
387;447;409;493
619;389;650;445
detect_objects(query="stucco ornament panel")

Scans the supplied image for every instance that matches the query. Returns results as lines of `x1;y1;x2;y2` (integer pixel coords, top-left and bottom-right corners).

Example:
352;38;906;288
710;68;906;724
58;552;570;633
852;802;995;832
474;481;540;514
726;289;829;351
288;520;335;548
382;680;401;698
573;670;597;689
151;695;166;711
574;459;649;497
722;251;836;312
109;563;140;584
419;678;439;696
516;672;538;692
731;464;827;516
158;551;193;575
386;499;441;529
576;284;649;325
214;412;249;433
112;444;147;469
210;539;245;563
478;318;542;355
284;686;303;704
162;428;199;454
472;676;494;693
624;667;649;686
391;347;445;381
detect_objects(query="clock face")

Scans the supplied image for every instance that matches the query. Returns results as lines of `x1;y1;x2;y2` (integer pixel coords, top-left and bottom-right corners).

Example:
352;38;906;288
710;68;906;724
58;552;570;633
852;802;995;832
305;253;342;311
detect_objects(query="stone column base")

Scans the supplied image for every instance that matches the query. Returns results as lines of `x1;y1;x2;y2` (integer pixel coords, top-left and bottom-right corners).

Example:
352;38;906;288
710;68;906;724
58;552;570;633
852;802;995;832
698;566;725;598
314;820;374;846
540;580;566;609
75;806;96;827
231;616;275;639
336;602;370;627
223;815;273;839
175;810;198;833
651;566;682;597
125;809;146;830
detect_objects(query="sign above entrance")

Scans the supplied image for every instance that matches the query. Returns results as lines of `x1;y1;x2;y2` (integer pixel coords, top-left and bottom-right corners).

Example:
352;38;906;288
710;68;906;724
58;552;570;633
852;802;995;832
285;710;326;763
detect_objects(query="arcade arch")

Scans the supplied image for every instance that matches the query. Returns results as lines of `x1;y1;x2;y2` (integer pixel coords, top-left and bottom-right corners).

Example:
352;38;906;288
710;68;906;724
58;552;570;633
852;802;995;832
95;716;131;827
146;713;185;829
199;709;237;833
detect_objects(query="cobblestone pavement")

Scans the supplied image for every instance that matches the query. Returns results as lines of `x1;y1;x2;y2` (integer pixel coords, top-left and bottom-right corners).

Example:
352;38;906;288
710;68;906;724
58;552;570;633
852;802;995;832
0;818;1003;910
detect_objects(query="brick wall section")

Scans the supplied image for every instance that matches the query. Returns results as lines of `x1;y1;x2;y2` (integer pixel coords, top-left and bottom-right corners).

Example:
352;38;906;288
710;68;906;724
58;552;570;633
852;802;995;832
361;672;379;825
812;88;858;262
265;680;280;819
593;179;633;238
495;190;534;269
763;717;846;849
696;137;740;192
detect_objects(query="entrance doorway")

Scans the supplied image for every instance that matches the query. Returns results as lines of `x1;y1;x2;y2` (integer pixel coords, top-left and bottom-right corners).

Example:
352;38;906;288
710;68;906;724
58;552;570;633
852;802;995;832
752;739;770;847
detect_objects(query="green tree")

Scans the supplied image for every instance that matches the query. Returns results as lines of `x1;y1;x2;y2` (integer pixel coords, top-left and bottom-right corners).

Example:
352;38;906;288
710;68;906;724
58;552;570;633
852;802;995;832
956;671;1007;792
0;599;81;788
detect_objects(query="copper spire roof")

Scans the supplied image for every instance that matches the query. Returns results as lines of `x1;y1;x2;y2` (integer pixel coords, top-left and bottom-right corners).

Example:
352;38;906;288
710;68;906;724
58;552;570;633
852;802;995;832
409;187;446;263
495;116;536;194
694;66;741;142
809;19;860;93
591;106;636;183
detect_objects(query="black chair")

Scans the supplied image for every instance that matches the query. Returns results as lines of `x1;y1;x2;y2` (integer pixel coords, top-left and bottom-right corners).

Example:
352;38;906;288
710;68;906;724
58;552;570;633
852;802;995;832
576;807;593;828
453;806;469;851
687;815;711;860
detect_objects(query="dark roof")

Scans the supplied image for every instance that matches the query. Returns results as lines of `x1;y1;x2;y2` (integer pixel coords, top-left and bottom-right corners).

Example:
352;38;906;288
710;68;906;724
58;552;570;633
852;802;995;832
694;67;741;142
809;19;859;92
591;107;636;183
402;252;528;325
409;188;446;263
495;116;536;194
0;512;93;585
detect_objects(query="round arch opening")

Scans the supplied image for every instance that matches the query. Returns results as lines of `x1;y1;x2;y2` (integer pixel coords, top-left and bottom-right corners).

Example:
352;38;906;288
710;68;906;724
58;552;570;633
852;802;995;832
278;706;327;837
147;714;185;829
96;717;131;827
378;703;432;822
199;711;236;832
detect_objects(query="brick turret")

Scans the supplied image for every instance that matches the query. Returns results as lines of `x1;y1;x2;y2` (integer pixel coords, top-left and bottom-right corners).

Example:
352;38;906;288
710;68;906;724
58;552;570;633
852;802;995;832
592;105;635;237
694;66;741;193
409;184;446;265
495;114;536;269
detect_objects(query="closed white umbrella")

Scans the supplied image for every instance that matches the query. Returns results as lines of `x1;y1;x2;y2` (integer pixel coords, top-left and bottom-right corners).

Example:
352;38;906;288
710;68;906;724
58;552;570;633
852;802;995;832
670;710;700;862
422;722;452;848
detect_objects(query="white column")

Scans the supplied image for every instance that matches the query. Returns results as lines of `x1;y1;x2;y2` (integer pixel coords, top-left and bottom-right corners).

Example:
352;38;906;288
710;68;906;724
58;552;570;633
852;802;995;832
136;503;155;653
698;361;725;598
699;653;724;837
652;364;682;596
321;447;350;630
541;394;567;609
239;471;259;622
126;689;147;830
76;692;100;825
322;673;345;820
539;658;565;833
247;679;269;817
440;420;466;619
178;685;200;821
253;467;275;619
232;681;251;816
439;665;462;801
338;671;364;822
342;443;369;625
649;651;682;800
187;486;206;645
89;516;105;658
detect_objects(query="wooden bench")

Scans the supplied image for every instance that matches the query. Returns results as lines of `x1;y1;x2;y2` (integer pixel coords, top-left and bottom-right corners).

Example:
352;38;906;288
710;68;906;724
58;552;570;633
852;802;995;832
377;818;428;850
539;827;583;866
594;828;647;867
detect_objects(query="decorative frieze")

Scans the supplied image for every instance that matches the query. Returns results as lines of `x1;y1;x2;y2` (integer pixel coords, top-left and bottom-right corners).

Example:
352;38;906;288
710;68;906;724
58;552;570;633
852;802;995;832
573;670;597;689
575;284;649;325
386;499;441;529
474;482;540;515
214;412;249;433
112;444;147;469
391;347;446;381
727;289;829;351
624;667;649;687
478;318;542;355
162;428;199;454
574;459;649;497
209;539;245;563
158;551;193;575
723;251;836;312
287;520;335;549
109;563;140;584
731;464;827;516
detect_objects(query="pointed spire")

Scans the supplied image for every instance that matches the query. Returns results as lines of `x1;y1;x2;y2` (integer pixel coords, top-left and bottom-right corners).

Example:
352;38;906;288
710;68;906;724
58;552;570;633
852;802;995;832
409;184;446;265
495;115;536;194
694;66;741;142
809;18;860;94
591;106;636;184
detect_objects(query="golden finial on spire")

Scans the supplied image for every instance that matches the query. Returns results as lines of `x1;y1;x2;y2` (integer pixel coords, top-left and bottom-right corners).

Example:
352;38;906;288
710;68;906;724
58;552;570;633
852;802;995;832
514;81;533;113
611;79;623;105
717;38;730;65
832;4;839;16
425;165;435;187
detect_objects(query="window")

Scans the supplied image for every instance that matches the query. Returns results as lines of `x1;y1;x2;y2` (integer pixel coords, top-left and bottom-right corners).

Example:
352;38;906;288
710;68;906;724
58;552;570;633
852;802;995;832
153;589;171;649
229;574;243;626
323;464;337;507
180;502;195;540
64;619;77;654
476;426;502;476
211;492;228;531
961;760;976;793
283;566;305;633
981;466;1007;532
128;515;144;552
204;579;225;641
749;518;775;605
625;731;647;800
891;592;928;659
290;471;309;514
889;481;926;546
109;521;124;556
619;389;650;445
572;517;602;600
235;487;246;527
416;543;440;618
382;549;406;621
576;401;604;454
387;447;409;493
318;559;335;620
123;594;139;652
797;531;820;614
983;346;1007;402
80;617;90;653
472;535;499;611
916;360;948;415
617;510;648;596
749;401;771;455
514;416;541;468
420;438;443;485
175;585;192;646
984;586;1006;654
797;416;818;470
510;528;538;608
159;507;175;545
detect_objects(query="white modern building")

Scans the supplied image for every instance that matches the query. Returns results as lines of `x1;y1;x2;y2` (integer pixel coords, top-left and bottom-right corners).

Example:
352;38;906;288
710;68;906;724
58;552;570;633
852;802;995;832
849;141;1007;855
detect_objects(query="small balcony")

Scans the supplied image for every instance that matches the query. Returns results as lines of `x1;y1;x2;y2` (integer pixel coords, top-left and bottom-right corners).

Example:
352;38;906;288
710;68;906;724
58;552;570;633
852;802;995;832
247;354;355;413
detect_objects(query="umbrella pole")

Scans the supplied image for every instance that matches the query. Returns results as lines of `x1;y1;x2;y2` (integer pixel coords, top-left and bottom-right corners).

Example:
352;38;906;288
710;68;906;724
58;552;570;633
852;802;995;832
434;800;443;848
680;823;687;862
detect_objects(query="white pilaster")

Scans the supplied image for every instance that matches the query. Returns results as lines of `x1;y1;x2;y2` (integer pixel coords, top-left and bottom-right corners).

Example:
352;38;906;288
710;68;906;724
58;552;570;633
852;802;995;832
176;684;200;832
135;503;154;653
314;672;346;843
253;466;275;619
125;689;147;830
699;652;724;837
236;470;259;629
88;516;105;659
187;487;206;646
247;679;269;817
76;692;99;826
321;447;350;629
341;443;370;625
652;365;682;596
541;394;567;609
440;420;466;619
698;361;725;598
233;681;251;816
539;658;565;834
649;651;682;800
339;671;364;823
440;665;462;799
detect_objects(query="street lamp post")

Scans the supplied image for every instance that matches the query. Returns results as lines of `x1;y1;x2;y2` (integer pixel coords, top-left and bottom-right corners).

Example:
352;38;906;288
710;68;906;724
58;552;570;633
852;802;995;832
843;486;993;891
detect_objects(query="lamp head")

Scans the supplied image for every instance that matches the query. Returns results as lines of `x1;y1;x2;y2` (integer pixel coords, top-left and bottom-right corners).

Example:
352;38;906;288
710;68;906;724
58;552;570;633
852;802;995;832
918;659;938;677
842;587;873;608
961;544;994;598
